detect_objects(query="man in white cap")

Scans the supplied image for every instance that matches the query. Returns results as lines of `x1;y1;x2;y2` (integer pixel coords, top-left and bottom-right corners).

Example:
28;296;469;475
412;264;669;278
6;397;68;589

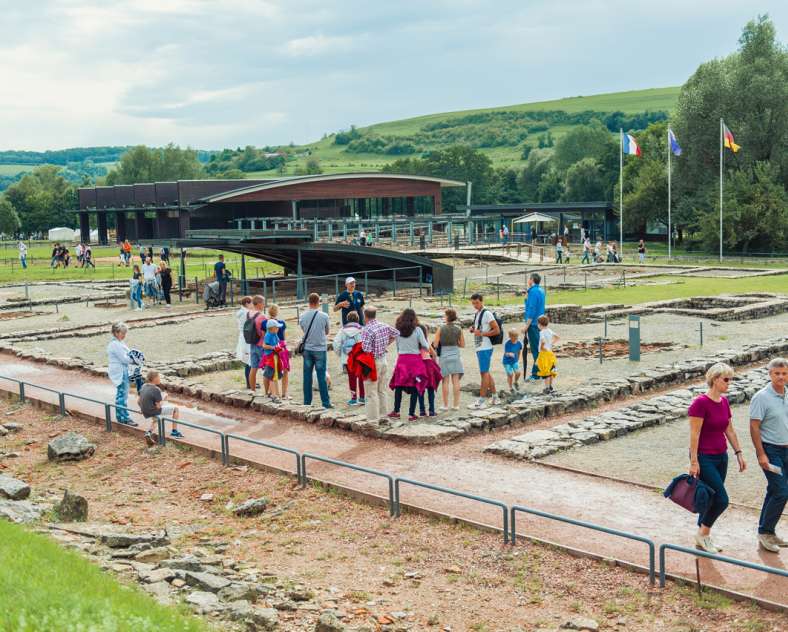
334;276;365;326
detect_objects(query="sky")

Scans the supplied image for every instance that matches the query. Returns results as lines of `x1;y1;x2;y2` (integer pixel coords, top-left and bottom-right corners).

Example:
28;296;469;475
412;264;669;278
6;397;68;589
0;0;785;151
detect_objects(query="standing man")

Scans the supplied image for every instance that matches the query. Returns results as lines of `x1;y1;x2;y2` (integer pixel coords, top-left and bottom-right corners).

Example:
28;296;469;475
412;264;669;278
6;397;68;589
300;292;331;408
502;224;509;246
469;293;500;409
142;256;158;303
749;357;788;553
360;305;399;421
214;254;227;306
334;276;365;326
18;241;27;269
247;295;266;392
523;273;546;381
581;236;591;264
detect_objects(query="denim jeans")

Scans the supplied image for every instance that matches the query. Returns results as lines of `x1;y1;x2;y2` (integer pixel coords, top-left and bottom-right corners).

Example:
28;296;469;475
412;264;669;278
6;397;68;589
131;282;143;308
759;443;788;535
527;325;540;377
302;350;330;407
20;256;27;269
115;371;130;422
697;452;729;528
581;251;590;264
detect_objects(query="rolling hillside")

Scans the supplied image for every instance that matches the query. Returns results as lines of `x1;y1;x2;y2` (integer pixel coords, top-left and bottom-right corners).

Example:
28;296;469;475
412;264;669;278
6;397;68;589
253;86;681;176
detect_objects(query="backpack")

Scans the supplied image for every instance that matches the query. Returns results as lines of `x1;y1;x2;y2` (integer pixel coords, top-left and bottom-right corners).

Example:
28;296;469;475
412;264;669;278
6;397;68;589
477;308;504;346
243;314;261;345
340;330;360;357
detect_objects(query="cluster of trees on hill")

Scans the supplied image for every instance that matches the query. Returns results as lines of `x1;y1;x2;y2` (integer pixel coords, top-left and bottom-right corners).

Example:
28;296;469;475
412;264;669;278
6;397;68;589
206;146;286;176
334;109;667;156
0;146;129;166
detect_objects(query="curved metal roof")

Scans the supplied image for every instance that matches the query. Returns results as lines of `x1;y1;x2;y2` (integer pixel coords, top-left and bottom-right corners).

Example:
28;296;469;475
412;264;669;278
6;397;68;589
198;172;466;203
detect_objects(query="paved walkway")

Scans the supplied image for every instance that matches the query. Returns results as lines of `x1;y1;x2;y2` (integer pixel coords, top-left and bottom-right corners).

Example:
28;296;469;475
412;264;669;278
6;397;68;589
1;357;786;606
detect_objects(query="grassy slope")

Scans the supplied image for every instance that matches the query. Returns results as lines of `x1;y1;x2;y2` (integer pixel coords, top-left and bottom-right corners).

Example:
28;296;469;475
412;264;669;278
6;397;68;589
0;520;207;632
250;86;681;176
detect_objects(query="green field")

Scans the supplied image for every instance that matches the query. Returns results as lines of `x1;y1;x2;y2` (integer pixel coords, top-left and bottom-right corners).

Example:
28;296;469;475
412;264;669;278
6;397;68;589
252;86;681;176
0;520;207;632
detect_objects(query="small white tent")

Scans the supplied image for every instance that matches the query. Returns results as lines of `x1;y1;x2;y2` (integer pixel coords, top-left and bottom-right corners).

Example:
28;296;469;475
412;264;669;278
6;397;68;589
70;228;98;241
48;227;75;242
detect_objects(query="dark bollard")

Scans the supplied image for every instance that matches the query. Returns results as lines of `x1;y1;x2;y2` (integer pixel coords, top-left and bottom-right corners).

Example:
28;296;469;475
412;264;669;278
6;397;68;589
604;313;608;338
599;337;604;364
698;321;703;347
628;315;641;361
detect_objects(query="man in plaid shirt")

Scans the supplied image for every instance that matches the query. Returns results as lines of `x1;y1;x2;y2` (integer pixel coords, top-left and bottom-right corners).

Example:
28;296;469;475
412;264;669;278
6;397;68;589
360;306;399;421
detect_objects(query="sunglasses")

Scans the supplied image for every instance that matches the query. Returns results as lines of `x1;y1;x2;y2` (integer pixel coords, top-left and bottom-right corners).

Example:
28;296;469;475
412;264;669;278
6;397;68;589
720;377;732;383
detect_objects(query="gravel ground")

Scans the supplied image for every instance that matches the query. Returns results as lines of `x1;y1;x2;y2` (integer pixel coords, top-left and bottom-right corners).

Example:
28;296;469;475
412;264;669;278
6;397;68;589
542;404;775;511
2;398;784;631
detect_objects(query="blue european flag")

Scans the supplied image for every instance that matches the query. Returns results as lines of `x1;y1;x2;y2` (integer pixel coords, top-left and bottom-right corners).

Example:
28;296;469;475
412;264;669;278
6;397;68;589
668;128;682;156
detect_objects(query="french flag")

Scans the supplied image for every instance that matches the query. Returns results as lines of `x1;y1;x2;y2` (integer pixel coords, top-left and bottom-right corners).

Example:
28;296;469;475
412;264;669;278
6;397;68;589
623;133;641;157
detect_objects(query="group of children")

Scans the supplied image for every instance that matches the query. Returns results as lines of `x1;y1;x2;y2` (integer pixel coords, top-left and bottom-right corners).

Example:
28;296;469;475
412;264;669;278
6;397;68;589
502;315;559;395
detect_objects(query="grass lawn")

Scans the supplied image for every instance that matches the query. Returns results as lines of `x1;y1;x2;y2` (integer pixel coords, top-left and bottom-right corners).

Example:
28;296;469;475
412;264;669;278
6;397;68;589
482;273;788;308
0;520;207;632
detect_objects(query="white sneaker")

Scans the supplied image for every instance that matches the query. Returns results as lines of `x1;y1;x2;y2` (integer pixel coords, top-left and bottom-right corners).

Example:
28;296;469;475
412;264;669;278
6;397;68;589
694;534;720;553
439;405;449;412
451;405;460;411
468;397;484;410
758;533;781;553
490;396;500;406
478;399;489;410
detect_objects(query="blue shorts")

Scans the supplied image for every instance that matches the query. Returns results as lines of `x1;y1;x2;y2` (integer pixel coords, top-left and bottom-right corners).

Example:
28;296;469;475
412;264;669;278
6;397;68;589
250;345;263;368
476;349;493;374
504;362;520;376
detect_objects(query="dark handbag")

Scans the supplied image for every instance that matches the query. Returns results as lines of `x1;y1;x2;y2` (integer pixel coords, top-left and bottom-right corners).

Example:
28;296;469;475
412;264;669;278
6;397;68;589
296;311;319;355
664;475;714;514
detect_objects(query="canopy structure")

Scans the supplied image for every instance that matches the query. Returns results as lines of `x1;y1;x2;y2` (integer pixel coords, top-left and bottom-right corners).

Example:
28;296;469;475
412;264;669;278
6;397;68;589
513;212;558;224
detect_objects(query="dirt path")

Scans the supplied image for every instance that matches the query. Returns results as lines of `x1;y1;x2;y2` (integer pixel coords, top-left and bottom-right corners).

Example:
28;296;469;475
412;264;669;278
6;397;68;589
1;358;786;608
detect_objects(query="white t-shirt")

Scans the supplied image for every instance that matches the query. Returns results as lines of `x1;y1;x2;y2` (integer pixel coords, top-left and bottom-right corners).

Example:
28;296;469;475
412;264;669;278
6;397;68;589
142;263;157;281
474;308;495;351
539;328;555;351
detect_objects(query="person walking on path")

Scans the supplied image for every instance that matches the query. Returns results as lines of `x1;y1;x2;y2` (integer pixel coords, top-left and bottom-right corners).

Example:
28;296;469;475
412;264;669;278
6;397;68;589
299;292;331;408
214;254;227;306
360;306;398;421
388;308;429;421
523;273;546;380
432;308;464;411
235;296;253;388
469;293;500;410
139;370;182;445
122;239;132;266
334;311;365;405
687;363;747;553
581;237;591;265
334;276;365;326
107;322;136;426
130;264;144;311
748;357;788;553
555;239;564;264
638;240;646;264
159;261;172;307
247;295;266;392
142;256;159;304
18;241;27;269
83;244;95;269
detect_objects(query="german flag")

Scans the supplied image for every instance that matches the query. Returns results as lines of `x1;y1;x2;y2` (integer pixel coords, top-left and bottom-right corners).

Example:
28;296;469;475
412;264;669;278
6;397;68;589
723;122;740;153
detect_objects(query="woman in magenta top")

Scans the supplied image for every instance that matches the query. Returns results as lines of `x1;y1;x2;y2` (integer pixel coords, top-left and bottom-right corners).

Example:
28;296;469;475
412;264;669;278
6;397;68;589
687;362;747;553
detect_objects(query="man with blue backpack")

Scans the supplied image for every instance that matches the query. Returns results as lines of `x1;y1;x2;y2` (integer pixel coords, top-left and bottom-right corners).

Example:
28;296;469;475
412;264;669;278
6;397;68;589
469;293;502;410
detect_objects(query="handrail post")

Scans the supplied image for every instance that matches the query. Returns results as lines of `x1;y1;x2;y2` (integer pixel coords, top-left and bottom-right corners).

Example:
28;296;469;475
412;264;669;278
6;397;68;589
18;382;25;403
157;417;166;446
58;392;66;416
659;545;667;587
104;404;112;432
300;454;307;487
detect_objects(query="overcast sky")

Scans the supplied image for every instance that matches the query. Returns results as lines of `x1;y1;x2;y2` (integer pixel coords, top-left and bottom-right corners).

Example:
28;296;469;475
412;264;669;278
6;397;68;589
1;1;785;151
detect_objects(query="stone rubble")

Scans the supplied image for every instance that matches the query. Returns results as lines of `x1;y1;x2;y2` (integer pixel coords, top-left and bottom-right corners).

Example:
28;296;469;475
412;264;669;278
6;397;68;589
0;474;31;500
485;364;772;461
47;432;96;462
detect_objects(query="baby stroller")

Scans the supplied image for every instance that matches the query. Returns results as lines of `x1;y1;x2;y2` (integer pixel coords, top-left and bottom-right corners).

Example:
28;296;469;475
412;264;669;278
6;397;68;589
203;281;223;309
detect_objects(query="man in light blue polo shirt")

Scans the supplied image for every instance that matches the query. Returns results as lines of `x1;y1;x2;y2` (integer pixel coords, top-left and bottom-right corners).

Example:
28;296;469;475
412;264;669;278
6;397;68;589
749;357;788;553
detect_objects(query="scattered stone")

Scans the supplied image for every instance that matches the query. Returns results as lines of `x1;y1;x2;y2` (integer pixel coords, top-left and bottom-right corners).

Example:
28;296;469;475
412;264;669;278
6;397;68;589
139;567;175;584
199;493;214;502
0;474;31;500
162;554;203;571
184;570;232;593
226;599;253;621
54;490;88;521
246;607;279;631
171;578;186;588
143;581;173;604
218;582;260;603
315;611;345;631
288;585;314;602
560;617;599;631
100;530;168;549
47;432;96;462
0;499;43;523
134;547;171;563
233;497;269;517
2;422;22;433
185;590;220;613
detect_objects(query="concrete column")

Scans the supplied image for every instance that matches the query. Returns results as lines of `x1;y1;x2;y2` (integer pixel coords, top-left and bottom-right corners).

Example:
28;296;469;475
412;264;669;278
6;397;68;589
116;212;127;242
79;212;90;244
391;220;397;244
296;249;304;300
241;254;248;295
178;210;190;238
327;222;333;240
343;221;348;240
447;221;453;245
291;200;298;220
97;212;108;245
155;210;168;239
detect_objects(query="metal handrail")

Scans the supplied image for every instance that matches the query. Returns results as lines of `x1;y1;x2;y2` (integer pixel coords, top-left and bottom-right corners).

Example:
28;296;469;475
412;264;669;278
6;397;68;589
659;543;788;588
511;504;656;585
395;477;509;544
301;452;396;517
227;433;302;481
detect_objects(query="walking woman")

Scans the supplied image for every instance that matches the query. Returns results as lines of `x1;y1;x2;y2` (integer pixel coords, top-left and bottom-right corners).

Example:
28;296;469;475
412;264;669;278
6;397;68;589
159;261;173;307
388;308;429;421
235;296;252;388
687;363;747;552
107;322;136;426
433;308;464;411
130;264;144;310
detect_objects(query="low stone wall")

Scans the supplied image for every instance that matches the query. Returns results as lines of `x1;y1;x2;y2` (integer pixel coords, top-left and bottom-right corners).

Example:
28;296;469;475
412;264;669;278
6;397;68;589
593;294;788;323
485;365;770;461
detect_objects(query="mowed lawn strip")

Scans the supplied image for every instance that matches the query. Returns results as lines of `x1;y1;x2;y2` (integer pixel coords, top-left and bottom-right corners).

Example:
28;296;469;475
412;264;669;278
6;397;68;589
0;520;208;632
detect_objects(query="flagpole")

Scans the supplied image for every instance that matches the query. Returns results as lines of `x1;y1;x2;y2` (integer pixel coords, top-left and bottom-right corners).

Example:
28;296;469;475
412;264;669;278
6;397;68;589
667;127;672;260
619;128;624;257
719;118;723;262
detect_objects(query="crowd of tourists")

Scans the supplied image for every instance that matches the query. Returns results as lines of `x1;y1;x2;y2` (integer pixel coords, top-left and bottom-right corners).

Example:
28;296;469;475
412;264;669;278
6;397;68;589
678;358;788;555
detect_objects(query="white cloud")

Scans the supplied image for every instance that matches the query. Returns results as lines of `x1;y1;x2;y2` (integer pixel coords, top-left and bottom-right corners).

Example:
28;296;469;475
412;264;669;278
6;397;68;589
285;34;356;57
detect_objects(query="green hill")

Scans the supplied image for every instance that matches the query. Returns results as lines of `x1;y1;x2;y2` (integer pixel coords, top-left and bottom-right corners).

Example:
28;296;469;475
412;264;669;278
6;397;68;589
248;86;680;176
